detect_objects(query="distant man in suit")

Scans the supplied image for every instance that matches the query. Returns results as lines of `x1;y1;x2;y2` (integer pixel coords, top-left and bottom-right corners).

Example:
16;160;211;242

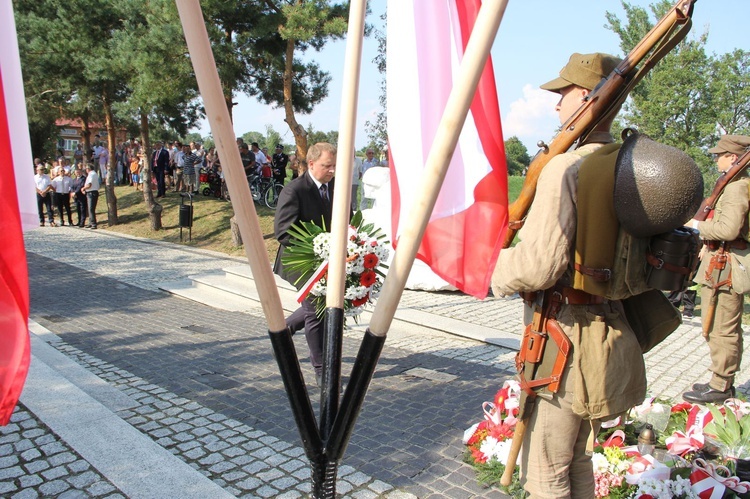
274;142;337;386
151;141;170;197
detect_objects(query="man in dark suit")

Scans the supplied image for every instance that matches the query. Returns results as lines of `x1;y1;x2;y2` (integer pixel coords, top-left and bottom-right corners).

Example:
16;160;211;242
151;141;170;197
274;142;337;386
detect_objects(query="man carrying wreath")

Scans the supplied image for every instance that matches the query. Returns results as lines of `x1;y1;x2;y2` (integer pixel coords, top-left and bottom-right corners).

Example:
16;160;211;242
274;142;337;388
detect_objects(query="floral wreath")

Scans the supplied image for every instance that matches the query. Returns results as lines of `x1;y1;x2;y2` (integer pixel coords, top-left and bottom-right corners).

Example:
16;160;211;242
281;211;390;320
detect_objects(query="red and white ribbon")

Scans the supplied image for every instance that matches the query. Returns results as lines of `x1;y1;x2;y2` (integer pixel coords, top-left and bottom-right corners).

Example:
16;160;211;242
626;454;670;485
686;405;714;434
691;458;750;496
665;428;705;456
602;429;626;448
295;260;329;303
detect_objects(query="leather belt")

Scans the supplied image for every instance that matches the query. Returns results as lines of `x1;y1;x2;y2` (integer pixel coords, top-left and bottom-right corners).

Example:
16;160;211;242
706;239;748;251
520;287;605;306
554;286;606;305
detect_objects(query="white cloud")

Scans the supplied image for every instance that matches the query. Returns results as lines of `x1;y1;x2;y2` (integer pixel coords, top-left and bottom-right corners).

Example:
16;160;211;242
502;84;559;152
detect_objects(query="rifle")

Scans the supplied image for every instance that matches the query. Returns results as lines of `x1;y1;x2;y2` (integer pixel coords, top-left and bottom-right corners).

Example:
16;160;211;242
499;0;697;487
694;148;750;222
503;0;696;249
693;147;750;337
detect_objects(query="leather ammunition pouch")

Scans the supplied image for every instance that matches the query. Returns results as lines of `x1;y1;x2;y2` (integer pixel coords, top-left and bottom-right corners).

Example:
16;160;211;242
516;288;575;400
621;288;681;353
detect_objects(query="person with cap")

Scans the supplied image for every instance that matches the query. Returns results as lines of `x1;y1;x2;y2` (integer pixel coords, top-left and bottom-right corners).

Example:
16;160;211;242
272;144;289;186
682;134;750;404
491;52;647;498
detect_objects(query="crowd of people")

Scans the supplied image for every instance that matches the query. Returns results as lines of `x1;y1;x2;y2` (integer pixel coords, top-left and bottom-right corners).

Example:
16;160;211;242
33;135;334;227
33;157;101;229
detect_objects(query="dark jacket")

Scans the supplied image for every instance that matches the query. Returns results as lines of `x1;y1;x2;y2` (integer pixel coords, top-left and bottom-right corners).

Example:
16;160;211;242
273;172;335;286
151;148;170;172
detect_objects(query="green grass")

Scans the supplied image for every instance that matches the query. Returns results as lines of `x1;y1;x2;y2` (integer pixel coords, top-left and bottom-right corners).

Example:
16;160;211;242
99;185;278;262
508;175;524;204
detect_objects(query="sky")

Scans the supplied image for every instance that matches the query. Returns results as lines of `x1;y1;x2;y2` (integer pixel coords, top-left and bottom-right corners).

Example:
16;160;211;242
194;0;747;154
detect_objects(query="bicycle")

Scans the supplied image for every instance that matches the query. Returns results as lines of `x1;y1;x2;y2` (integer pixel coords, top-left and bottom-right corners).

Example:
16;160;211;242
262;178;284;209
247;174;264;203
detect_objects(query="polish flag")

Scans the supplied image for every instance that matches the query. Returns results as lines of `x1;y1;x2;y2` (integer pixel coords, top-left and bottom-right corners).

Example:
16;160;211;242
0;1;35;425
387;0;508;299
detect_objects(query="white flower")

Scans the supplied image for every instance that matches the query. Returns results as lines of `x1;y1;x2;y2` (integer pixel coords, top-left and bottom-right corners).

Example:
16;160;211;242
344;285;369;300
478;436;514;465
591;453;610;474
313;233;331;259
310;280;327;296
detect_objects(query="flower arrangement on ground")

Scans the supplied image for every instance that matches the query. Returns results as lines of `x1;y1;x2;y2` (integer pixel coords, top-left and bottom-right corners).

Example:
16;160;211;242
281;211;390;320
464;389;750;498
462;380;524;498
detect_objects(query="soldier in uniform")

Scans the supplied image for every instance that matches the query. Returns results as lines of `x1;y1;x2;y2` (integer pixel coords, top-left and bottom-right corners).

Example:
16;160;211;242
492;53;647;498
682;134;750;404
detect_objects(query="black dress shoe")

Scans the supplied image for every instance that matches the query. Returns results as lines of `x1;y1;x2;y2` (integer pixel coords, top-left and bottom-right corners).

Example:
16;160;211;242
691;382;736;397
683;385;735;404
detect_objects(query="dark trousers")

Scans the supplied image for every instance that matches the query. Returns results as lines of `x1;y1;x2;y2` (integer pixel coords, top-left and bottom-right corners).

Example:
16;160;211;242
36;193;53;223
155;168;166;196
668;288;696;313
74;194;88;226
53;193;73;225
286;298;324;375
86;191;99;227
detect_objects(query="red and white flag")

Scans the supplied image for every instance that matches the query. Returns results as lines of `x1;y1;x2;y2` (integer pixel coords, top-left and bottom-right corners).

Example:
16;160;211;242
387;0;508;299
0;1;35;425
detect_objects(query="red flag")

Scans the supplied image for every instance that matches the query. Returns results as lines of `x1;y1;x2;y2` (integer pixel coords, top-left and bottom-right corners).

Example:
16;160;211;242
0;2;34;425
387;0;508;299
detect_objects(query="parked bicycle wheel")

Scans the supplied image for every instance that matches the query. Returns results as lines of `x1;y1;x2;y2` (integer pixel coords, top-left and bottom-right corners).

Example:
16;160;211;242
263;183;283;209
247;175;262;202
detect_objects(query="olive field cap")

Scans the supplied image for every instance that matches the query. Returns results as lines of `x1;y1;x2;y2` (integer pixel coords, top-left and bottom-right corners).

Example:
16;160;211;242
708;135;750;156
540;52;622;92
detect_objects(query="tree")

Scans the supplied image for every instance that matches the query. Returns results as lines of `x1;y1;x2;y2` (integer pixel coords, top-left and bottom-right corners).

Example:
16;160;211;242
305;124;338;147
504;136;530;176
114;0;202;230
709;50;750;136
606;0;717;181
247;1;351;159
15;0;130;225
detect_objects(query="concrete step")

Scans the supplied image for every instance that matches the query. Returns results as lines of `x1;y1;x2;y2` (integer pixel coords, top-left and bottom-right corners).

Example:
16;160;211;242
160;265;521;350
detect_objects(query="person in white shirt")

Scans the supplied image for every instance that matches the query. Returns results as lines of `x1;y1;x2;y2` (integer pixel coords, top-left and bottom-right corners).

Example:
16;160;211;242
34;163;54;226
361;148;380;177
51;167;74;226
81;164;101;229
251;142;267;175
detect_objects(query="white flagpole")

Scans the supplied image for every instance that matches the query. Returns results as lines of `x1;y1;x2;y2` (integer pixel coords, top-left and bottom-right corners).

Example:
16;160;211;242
326;0;367;308
176;0;286;332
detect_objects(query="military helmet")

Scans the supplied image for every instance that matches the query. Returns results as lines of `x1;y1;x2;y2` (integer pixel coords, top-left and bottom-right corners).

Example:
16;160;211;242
614;130;703;238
